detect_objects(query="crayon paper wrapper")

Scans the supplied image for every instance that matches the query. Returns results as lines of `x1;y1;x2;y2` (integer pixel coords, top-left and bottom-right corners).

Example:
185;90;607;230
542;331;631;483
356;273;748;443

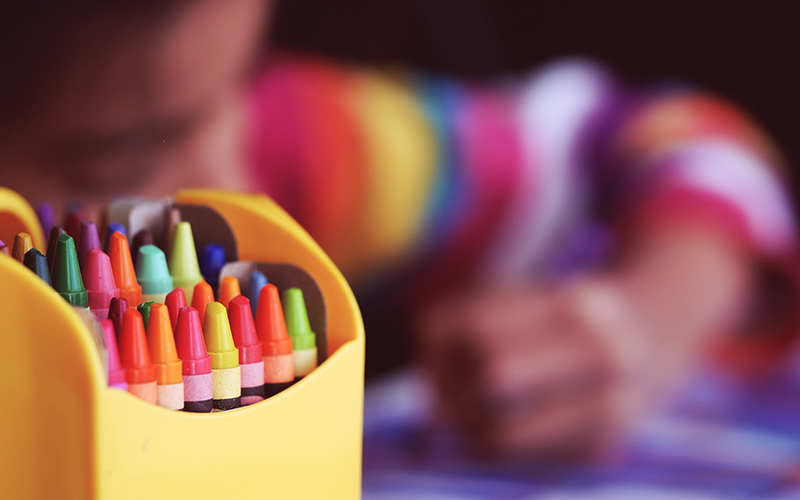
264;354;295;383
129;381;158;405
157;382;185;410
293;348;317;378
183;372;213;401
212;366;241;400
241;360;265;388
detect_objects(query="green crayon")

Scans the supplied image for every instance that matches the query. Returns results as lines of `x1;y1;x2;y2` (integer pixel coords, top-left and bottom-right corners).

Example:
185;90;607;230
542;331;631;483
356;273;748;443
282;288;317;378
52;234;88;307
137;301;156;330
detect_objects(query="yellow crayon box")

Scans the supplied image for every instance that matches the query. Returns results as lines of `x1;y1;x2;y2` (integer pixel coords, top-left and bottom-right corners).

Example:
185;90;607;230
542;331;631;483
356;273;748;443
0;187;364;499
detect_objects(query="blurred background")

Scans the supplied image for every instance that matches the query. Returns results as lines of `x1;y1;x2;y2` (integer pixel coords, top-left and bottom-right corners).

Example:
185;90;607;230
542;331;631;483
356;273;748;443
270;0;800;196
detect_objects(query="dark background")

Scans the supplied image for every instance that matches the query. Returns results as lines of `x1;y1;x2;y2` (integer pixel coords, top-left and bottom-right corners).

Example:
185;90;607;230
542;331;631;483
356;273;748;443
270;0;800;377
271;0;800;190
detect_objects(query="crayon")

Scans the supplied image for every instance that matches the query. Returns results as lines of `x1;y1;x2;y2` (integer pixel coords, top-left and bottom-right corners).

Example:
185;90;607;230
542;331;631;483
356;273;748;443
99;319;127;390
64;203;90;240
282;288;317;378
147;304;184;410
104;222;127;253
228;296;265;405
247;270;268;319
175;307;213;413
119;309;158;404
136;245;173;303
162;206;182;252
108;297;129;341
203;302;241;410
83;248;120;320
191;280;214;325
0;240;7;256
12;232;32;262
35;202;56;236
131;229;155;265
218;275;241;309
78;221;101;270
168;221;204;304
165;287;187;332
52;234;89;307
255;284;295;396
23;248;51;285
46;226;66;272
108;232;143;307
199;243;226;290
137;301;155;330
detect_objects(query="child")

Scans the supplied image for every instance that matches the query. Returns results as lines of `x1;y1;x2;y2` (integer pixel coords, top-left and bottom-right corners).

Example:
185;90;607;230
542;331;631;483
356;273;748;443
0;0;796;459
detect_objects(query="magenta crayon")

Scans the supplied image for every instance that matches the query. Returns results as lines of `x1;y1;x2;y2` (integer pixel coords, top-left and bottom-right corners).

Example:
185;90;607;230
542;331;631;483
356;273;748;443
78;221;101;270
228;295;265;405
0;240;7;256
148;304;184;410
83;248;120;320
204;302;241;410
64;203;90;240
255;284;295;397
99;319;127;390
12;232;32;262
119;309;158;404
165;287;187;332
108;297;129;341
35;202;56;236
175;307;213;413
46;226;66;272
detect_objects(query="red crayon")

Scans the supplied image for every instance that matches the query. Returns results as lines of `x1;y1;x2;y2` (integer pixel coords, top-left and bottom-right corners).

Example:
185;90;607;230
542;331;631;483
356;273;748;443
119;309;158;404
255;284;295;397
99;319;127;391
83;248;120;320
108;297;129;341
165;287;187;332
175;307;213;413
228;296;265;405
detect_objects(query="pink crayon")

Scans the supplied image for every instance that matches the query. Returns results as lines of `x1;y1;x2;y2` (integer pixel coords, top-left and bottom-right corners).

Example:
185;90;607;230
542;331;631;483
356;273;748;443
99;319;127;390
82;248;120;320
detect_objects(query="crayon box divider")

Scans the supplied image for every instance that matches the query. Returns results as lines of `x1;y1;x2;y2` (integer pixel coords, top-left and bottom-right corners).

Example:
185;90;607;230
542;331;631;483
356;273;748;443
0;188;365;500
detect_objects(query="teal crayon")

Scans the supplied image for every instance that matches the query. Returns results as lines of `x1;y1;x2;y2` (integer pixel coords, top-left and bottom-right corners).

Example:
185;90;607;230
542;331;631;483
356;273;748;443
23;248;51;286
51;234;88;307
136;245;173;303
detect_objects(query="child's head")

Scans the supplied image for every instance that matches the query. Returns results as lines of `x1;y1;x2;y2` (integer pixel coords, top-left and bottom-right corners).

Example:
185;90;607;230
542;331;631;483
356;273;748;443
0;0;272;214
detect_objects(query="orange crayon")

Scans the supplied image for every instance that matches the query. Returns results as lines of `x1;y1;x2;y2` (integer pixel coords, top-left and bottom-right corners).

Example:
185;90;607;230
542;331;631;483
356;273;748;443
255;284;295;397
147;304;184;410
119;309;157;404
108;232;143;307
218;275;241;308
191;280;214;326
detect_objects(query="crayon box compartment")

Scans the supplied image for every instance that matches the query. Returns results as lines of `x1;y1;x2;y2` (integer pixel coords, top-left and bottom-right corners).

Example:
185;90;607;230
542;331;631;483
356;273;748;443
0;189;365;500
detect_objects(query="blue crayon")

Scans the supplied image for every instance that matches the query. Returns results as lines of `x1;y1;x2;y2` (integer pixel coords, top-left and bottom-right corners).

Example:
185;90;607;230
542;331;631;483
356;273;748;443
247;271;268;319
198;243;226;289
104;222;127;253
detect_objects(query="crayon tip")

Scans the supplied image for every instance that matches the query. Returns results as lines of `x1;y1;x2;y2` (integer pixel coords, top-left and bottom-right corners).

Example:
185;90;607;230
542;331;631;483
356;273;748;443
0;240;7;256
99;319;127;389
108;232;142;307
137;301;156;330
147;304;183;385
255;284;293;356
83;248;119;316
52;233;88;307
130;229;155;266
165;287;187;331
175;307;211;375
136;245;173;297
219;275;241;309
203;302;239;369
78;221;101;270
46;226;66;272
247;271;268;319
108;297;129;341
35;202;56;236
119;309;156;384
23;248;52;286
191;280;215;325
228;295;262;364
104;222;127;253
199;243;226;289
12;232;32;262
64;203;90;240
168;221;203;303
282;288;316;350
